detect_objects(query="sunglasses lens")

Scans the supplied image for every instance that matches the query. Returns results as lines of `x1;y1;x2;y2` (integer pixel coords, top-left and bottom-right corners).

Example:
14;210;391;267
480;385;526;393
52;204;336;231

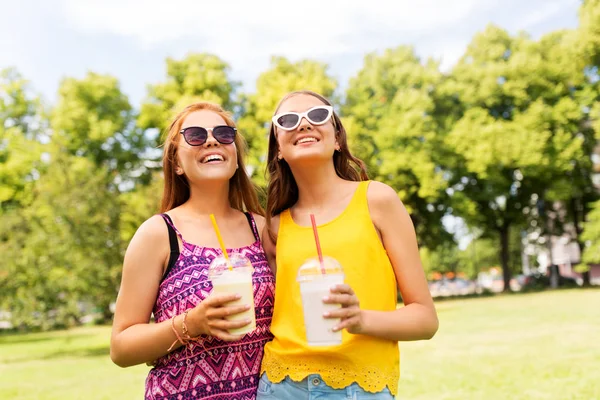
276;114;300;129
307;107;330;124
212;126;236;144
183;127;207;145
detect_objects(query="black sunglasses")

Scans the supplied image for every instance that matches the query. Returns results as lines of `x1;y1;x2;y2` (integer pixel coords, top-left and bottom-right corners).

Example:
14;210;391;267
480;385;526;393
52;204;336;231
179;125;237;146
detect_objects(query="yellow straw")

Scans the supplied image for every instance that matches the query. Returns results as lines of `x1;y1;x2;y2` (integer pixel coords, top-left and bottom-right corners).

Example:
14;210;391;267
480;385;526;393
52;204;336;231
210;214;232;270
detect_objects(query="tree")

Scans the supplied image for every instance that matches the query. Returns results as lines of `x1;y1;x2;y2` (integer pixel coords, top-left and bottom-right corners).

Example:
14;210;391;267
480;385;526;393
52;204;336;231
119;172;163;245
238;56;337;186
51;72;147;182
420;241;460;277
565;0;600;284
0;68;45;213
459;237;501;279
581;200;600;268
445;25;592;291
344;46;453;248
138;53;238;143
0;151;121;328
579;0;600;67
0;72;142;328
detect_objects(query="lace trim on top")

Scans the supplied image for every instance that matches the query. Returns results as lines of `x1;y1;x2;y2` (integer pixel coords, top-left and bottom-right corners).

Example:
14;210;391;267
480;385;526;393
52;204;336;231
260;350;399;395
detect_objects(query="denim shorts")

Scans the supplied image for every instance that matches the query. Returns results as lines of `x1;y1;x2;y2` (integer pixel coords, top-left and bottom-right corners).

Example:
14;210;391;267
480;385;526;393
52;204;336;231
256;373;395;400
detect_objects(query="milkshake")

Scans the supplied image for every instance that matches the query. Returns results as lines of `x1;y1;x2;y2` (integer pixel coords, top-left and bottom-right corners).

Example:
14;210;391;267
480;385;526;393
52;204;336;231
208;253;256;335
297;256;344;346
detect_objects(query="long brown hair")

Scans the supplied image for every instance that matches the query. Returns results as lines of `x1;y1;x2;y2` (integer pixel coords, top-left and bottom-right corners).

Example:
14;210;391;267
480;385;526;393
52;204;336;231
266;90;368;240
160;102;264;215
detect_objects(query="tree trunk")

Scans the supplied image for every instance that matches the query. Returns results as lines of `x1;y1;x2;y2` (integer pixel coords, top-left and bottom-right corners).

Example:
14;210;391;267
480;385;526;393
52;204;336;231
500;224;512;292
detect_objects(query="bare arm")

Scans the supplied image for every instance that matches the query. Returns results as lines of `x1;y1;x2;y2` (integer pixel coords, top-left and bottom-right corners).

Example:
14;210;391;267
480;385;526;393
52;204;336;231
110;215;180;367
110;216;251;368
326;181;438;342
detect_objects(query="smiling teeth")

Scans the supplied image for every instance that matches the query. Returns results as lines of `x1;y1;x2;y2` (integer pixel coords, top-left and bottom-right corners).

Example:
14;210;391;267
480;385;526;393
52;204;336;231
202;154;224;163
297;137;317;144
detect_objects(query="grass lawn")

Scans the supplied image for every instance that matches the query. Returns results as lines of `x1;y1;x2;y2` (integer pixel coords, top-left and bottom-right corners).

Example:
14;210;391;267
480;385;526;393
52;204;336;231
1;288;598;399
397;288;600;400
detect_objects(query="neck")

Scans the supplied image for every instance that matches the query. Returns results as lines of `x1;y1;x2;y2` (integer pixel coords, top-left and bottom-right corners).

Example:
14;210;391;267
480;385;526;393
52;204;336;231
181;180;233;217
289;160;343;209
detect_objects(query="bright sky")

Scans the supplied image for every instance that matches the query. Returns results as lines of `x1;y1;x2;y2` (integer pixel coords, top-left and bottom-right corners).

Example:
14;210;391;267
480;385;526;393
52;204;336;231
0;0;580;106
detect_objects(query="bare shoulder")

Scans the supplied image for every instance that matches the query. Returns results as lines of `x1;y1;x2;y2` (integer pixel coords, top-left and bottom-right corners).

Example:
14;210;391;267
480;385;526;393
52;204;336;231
367;181;404;210
120;214;170;287
134;214;170;243
124;214;170;262
366;181;412;229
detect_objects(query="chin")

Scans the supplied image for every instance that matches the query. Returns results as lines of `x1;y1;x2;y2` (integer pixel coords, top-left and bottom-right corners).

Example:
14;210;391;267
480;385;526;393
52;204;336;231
287;151;333;165
192;172;236;184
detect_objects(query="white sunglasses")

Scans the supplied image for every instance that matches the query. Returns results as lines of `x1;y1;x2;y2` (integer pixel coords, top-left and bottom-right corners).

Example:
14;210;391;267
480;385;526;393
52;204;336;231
272;105;334;131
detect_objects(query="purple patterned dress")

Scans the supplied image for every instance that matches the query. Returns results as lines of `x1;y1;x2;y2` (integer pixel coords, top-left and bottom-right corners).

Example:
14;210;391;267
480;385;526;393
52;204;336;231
144;213;275;400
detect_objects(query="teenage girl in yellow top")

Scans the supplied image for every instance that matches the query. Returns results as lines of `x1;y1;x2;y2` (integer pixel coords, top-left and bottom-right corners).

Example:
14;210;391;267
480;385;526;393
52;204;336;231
257;90;439;399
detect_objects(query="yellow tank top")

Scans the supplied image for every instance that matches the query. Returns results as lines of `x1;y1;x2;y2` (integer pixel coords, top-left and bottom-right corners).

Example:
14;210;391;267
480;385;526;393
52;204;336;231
261;181;400;395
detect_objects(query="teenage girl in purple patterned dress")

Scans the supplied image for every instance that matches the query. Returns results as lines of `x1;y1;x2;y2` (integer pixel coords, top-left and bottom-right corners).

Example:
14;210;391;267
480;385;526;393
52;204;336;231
110;102;275;400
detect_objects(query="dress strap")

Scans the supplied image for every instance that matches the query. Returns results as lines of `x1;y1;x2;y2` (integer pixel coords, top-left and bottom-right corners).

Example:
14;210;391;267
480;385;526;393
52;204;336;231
244;212;260;242
159;214;181;282
160;213;186;244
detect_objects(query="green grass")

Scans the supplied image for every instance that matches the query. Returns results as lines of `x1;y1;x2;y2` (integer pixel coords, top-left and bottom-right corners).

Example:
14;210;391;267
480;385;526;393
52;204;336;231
1;289;598;399
0;326;147;399
397;288;600;400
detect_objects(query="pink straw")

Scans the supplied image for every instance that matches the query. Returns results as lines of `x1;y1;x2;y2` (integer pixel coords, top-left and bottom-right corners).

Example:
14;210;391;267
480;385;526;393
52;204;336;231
310;214;326;275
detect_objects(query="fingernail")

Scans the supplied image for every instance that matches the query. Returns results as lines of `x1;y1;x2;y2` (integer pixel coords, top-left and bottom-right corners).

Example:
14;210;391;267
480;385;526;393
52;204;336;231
323;296;330;301
323;311;330;317
235;294;242;299
332;326;339;332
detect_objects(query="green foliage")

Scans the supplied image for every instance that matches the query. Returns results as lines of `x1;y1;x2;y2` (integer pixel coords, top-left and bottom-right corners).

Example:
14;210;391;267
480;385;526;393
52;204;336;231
579;0;600;67
2;0;600;330
344;46;453;248
0;151;121;329
420;241;460;277
119;173;163;245
138;53;238;143
444;24;597;289
0;68;44;212
582;200;600;267
51;72;149;184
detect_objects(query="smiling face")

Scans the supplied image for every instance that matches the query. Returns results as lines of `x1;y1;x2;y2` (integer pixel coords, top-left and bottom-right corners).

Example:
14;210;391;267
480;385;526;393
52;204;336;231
274;94;340;167
176;110;238;184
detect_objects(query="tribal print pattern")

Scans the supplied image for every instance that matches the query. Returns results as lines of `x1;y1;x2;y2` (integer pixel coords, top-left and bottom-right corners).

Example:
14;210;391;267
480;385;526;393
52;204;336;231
145;214;275;400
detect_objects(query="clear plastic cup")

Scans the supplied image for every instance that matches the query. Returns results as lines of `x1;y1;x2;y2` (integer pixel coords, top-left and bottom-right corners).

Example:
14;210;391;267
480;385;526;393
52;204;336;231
208;253;256;335
297;256;344;346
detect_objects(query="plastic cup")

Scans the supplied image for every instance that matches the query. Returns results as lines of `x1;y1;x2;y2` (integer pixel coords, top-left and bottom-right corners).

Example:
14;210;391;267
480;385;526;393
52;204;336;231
208;253;256;335
297;256;344;346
